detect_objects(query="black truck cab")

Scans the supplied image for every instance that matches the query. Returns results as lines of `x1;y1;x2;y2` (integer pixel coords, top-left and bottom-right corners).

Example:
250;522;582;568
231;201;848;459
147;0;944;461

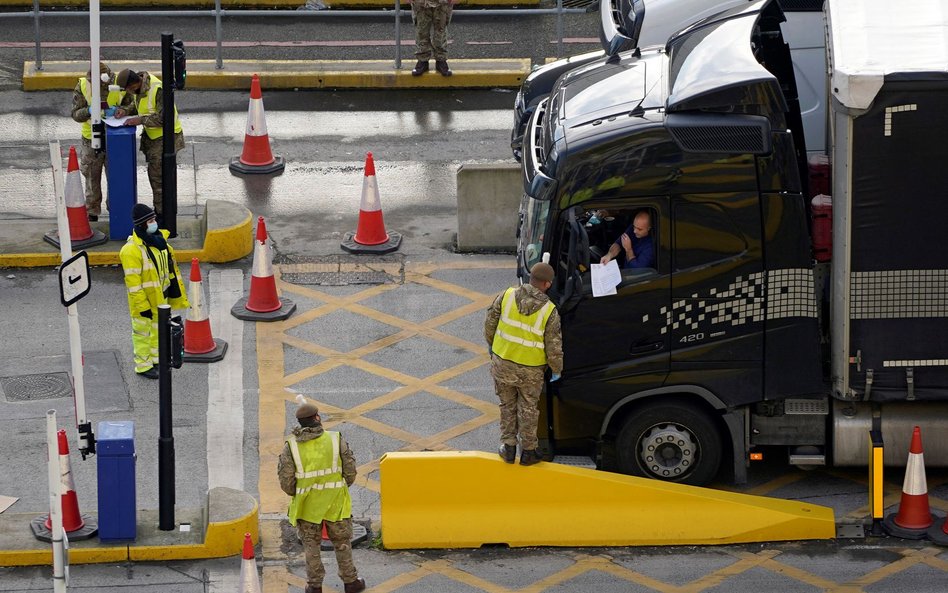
517;0;823;485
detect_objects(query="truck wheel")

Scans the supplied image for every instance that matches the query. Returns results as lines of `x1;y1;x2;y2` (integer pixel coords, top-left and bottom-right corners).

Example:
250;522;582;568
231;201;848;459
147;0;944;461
616;402;722;486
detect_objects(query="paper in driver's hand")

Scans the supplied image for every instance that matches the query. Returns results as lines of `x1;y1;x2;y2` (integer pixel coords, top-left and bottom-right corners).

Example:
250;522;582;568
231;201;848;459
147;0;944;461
591;260;621;297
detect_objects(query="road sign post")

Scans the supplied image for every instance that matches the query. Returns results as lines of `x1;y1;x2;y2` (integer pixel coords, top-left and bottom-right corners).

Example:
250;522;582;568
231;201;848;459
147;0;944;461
50;140;95;459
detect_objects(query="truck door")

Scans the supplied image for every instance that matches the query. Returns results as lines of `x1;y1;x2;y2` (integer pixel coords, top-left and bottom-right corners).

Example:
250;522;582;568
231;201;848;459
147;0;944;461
554;198;672;408
667;193;764;406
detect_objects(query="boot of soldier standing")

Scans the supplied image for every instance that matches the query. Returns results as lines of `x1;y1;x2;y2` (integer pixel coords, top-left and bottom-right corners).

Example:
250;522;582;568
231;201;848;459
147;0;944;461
411;60;429;76
344;577;366;593
435;60;452;77
520;449;542;466
305;586;322;593
499;444;516;463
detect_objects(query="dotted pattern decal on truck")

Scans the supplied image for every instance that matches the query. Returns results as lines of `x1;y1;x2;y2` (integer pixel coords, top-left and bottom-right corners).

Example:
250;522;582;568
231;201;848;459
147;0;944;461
644;268;817;335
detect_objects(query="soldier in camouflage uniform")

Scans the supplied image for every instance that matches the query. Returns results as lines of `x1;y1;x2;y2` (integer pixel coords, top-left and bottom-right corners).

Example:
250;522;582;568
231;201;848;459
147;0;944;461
410;0;453;77
278;400;365;593
484;262;563;466
70;62;123;220
114;69;185;221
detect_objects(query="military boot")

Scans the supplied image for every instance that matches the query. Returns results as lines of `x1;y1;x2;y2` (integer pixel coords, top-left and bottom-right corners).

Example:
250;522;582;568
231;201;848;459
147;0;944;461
304;585;322;593
520;449;542;466
499;444;516;464
344;577;366;593
411;60;429;76
435;59;452;77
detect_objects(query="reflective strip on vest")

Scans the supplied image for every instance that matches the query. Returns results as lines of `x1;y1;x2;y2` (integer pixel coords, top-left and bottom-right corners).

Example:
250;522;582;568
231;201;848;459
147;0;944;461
290;430;339;480
491;287;555;367
79;77;124;140
140;73;183;140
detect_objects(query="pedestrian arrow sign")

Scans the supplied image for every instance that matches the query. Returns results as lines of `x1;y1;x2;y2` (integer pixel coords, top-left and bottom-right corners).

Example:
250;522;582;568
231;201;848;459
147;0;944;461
58;251;91;307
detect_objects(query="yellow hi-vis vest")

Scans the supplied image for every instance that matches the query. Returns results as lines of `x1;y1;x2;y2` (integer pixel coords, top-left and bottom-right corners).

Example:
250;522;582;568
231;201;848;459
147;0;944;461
286;431;352;526
79;77;124;140
491;287;555;367
138;73;183;140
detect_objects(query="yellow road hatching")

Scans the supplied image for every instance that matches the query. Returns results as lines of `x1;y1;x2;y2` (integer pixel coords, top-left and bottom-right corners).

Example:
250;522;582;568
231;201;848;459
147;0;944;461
254;258;948;593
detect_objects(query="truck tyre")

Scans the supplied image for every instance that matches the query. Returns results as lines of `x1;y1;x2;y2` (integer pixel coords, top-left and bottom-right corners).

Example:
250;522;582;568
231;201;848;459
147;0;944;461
616;401;722;486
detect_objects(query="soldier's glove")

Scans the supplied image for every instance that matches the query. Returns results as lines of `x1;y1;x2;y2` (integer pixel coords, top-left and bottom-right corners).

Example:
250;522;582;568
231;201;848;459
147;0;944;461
550;373;561;382
140;310;153;319
104;107;117;118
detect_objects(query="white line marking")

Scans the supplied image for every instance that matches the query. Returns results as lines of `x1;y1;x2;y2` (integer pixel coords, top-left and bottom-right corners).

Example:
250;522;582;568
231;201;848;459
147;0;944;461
207;269;245;491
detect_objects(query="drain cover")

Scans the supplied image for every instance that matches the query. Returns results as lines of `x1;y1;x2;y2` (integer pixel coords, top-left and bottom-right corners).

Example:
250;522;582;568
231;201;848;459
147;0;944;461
836;523;866;539
278;254;404;286
1;372;72;402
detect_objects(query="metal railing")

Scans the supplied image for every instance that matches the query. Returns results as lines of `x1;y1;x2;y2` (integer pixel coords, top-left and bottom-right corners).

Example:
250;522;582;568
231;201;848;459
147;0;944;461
3;0;590;71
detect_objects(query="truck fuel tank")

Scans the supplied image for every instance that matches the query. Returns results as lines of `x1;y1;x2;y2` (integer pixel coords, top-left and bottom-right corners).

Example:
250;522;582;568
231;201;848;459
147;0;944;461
832;399;948;466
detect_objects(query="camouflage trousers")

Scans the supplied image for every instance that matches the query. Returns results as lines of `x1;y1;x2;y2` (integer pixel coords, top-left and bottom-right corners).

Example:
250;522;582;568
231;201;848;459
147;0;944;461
298;518;360;588
491;355;545;450
140;132;185;217
79;137;108;216
412;2;453;61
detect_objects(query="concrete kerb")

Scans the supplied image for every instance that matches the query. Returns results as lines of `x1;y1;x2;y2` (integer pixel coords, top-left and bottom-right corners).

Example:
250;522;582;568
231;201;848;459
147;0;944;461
0;200;252;268
22;59;531;92
0;487;259;567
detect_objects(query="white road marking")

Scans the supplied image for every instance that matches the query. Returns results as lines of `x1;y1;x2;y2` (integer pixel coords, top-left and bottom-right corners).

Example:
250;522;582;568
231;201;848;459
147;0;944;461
207;269;245;491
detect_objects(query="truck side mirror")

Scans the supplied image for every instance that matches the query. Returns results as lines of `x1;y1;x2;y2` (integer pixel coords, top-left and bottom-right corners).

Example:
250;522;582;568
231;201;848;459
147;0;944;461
599;0;645;59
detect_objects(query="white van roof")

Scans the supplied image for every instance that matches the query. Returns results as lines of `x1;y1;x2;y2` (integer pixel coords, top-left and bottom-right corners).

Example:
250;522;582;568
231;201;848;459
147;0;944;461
828;0;948;110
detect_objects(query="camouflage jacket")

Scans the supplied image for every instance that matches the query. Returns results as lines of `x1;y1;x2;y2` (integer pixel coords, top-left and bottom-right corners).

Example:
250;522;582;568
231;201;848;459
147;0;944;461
484;284;563;375
119;71;166;129
70;79;111;124
277;424;357;496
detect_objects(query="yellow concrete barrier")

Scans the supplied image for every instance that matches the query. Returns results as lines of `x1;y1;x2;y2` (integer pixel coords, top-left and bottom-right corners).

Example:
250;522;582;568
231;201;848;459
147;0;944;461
380;451;836;549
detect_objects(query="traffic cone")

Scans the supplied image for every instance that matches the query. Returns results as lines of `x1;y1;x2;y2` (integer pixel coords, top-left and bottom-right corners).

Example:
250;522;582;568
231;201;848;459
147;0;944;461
318;519;370;550
30;430;98;542
883;426;938;539
320;520;334;551
238;533;262;593
231;216;296;321
229;74;285;176
341;152;402;254
44;145;108;250
183;258;228;362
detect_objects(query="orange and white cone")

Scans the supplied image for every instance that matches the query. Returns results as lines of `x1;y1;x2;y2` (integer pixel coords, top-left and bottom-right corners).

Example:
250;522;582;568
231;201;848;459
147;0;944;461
44;145;107;249
238;532;262;593
883;426;937;539
341;152;402;254
231;216;296;321
183;258;228;362
30;430;98;542
320;520;334;551
229;74;285;175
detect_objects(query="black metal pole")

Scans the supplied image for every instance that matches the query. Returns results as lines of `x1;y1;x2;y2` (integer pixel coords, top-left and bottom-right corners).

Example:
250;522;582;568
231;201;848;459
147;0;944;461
160;32;177;238
157;303;175;530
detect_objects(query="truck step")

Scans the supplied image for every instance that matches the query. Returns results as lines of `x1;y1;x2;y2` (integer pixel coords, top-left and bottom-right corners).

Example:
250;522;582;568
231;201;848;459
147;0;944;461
785;398;829;415
552;455;597;469
789;453;826;466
